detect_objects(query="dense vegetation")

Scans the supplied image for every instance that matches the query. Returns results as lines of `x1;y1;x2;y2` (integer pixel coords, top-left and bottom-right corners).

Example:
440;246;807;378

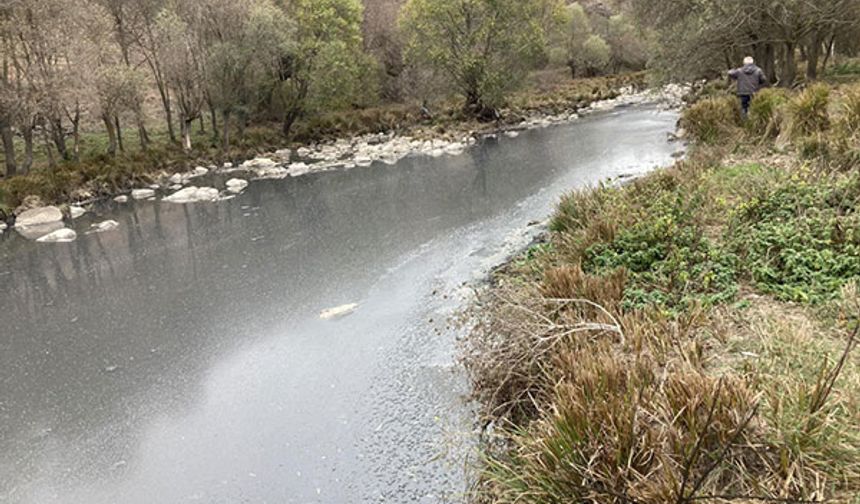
466;76;860;504
0;0;647;180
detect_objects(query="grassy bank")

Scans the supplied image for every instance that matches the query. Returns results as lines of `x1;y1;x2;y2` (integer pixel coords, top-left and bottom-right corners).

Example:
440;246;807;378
0;72;644;219
466;81;860;503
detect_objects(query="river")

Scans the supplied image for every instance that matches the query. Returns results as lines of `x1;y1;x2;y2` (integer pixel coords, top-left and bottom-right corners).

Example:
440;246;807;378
0;105;681;504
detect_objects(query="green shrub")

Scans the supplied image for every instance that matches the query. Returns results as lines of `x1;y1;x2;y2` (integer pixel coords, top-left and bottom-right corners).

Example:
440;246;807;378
728;176;860;303
786;84;831;140
583;189;739;311
747;88;788;138
681;96;741;144
826;60;860;77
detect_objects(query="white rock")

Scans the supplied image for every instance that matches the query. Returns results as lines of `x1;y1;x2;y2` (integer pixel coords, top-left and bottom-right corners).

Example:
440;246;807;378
163;186;221;204
253;165;290;179
223;162;234;169
297;147;312;158
114;195;129;203
15;206;64;227
274;149;291;161
287;162;311;177
169;173;186;185
226;178;249;193
191;166;209;177
131;188;156;200
319;303;358;320
89;220;119;233
36;228;77;243
241;157;277;169
15;222;65;241
445;142;465;155
354;156;373;167
169;184;183;191
505;131;520;138
69;206;87;219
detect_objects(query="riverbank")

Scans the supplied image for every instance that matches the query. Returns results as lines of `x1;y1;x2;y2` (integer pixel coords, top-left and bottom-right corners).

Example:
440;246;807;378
465;82;860;503
0;73;654;224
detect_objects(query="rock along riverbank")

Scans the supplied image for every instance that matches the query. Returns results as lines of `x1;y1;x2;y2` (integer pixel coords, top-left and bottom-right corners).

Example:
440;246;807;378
2;83;690;243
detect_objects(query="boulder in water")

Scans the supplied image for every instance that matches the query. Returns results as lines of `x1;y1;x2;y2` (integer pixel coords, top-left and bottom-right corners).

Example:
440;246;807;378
36;228;77;243
241;157;277;169
287;162;311;177
89;220;119;233
114;195;129;203
163;186;221;204
16;222;65;240
15;206;64;227
253;165;289;179
69;206;87;219
132;189;156;200
226;178;249;193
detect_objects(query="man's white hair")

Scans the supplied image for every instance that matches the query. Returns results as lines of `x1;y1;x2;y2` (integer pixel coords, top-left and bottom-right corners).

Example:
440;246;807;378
744;56;755;65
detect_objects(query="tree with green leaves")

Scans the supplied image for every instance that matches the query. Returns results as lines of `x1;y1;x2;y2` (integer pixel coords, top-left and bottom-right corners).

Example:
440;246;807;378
579;34;611;77
400;0;564;116
562;2;593;78
274;0;376;138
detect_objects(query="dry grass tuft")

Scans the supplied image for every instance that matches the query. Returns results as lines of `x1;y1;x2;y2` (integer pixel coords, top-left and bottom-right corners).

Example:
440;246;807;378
786;84;831;140
681;96;741;144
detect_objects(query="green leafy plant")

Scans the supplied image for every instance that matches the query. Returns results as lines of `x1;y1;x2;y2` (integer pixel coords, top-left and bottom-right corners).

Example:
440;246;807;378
728;176;860;303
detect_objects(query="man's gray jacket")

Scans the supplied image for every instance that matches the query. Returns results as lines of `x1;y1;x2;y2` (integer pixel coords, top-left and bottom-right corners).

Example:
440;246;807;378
729;64;767;96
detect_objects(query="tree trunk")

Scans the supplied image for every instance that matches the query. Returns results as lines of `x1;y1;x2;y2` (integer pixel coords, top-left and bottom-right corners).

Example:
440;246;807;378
821;36;836;75
179;113;193;152
764;43;777;84
282;109;298;138
221;110;231;150
1;119;17;177
70;115;81;162
237;111;247;140
50;116;69;160
155;81;176;143
806;33;823;81
103;113;118;156
22;124;34;175
115;116;124;153
754;41;777;84
568;61;576;79
41;123;56;169
209;101;219;141
136;112;150;150
781;42;797;88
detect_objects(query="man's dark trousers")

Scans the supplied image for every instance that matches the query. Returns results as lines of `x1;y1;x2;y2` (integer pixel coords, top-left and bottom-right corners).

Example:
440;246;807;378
740;95;752;118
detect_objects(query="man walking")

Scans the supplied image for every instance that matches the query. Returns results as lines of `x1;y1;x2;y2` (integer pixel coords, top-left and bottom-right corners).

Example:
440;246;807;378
729;56;767;118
